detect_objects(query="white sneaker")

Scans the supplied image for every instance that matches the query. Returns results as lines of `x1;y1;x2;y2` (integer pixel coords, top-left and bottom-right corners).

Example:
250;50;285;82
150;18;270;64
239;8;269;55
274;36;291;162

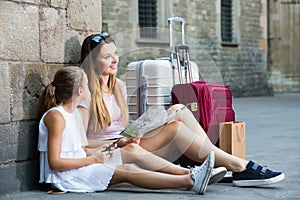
190;151;215;195
208;167;227;185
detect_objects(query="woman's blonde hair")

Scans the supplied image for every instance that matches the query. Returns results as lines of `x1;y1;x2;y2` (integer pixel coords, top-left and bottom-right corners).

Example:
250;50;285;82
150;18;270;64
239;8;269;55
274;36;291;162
80;33;128;131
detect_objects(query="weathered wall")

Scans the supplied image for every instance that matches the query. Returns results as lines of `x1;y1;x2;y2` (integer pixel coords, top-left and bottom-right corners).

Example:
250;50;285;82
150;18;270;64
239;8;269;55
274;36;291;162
102;0;274;97
268;0;300;92
0;0;102;194
180;0;272;96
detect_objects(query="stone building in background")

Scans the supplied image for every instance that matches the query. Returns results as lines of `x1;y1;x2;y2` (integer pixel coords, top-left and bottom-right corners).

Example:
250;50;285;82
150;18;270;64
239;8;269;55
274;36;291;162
102;0;299;95
268;0;300;92
103;0;273;97
0;0;299;195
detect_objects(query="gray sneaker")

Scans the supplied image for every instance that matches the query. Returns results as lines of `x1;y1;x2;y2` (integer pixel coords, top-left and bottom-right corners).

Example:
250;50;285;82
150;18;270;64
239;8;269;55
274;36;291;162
190;151;215;195
208;167;227;185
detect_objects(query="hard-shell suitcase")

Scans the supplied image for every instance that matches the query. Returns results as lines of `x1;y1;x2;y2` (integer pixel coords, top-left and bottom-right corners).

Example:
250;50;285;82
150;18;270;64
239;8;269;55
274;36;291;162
126;17;199;120
171;44;235;145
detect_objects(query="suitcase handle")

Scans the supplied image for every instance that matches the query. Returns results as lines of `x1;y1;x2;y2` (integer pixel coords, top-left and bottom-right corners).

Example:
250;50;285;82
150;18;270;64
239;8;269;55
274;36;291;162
175;45;193;84
168;17;185;62
168;17;185;26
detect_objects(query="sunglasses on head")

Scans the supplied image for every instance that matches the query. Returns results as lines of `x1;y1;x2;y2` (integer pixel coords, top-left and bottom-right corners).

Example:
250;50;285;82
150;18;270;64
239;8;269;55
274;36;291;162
91;32;110;43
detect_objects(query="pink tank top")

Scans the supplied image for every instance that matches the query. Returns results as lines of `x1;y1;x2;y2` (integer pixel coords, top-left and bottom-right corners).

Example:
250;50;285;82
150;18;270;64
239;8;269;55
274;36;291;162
79;79;127;140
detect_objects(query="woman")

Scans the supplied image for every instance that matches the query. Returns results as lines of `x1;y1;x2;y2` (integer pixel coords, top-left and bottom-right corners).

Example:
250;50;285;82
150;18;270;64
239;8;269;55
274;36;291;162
78;32;285;187
37;66;216;194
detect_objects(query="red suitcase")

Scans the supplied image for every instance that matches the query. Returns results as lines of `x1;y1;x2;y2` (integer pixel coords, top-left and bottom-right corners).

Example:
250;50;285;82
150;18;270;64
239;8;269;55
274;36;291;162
172;81;235;145
171;45;235;167
171;45;235;145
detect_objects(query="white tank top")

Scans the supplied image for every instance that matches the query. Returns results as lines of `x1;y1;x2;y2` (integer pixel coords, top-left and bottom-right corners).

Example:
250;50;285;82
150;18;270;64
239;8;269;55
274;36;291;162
38;105;87;183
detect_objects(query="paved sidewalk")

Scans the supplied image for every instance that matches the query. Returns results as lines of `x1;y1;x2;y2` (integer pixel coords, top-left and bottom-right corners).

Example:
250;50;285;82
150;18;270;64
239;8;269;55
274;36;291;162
1;93;299;200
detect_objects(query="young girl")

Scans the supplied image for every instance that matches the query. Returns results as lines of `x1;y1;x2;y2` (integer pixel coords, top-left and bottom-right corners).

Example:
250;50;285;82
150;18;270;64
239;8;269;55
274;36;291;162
37;66;216;194
78;32;285;187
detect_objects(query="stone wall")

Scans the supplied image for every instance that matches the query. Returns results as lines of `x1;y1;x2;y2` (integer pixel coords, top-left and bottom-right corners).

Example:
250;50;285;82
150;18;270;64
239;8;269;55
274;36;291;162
268;0;300;93
0;0;102;194
102;0;273;97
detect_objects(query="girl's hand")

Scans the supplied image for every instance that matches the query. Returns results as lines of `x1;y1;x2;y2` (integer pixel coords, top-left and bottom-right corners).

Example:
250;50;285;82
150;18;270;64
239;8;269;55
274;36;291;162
82;145;88;155
87;144;114;163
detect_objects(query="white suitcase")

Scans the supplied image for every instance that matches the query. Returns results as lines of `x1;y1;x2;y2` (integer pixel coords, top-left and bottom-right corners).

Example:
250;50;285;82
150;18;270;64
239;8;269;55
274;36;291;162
126;59;199;119
126;17;199;120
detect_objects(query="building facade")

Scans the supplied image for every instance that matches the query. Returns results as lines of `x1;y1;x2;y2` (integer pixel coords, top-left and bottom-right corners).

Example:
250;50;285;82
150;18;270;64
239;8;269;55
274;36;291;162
102;0;273;97
268;0;300;92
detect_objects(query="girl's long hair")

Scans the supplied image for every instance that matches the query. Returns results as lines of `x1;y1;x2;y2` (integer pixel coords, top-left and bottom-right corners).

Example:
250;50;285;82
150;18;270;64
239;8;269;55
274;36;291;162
80;34;128;131
37;66;84;119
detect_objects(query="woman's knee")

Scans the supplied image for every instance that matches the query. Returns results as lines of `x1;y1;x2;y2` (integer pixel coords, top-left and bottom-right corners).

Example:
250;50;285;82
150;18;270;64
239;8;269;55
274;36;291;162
168;104;185;111
121;143;141;153
167;120;183;133
168;104;191;122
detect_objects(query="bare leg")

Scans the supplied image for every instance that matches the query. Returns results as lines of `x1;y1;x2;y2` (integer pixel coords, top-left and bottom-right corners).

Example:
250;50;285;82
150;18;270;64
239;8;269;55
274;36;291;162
140;105;247;172
120;143;189;175
109;164;193;190
171;104;248;172
140;121;212;163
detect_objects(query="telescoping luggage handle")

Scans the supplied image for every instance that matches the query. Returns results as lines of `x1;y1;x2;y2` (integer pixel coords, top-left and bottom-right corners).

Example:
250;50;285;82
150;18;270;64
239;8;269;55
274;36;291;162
168;17;185;62
175;45;199;113
175;45;193;84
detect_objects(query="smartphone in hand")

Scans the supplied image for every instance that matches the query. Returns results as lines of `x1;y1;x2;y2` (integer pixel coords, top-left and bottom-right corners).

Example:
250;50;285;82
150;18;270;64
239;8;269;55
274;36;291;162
102;138;120;152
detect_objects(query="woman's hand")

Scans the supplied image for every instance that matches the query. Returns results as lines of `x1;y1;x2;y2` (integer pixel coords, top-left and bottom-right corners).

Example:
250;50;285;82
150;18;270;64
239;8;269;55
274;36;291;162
117;136;142;147
117;138;130;147
131;135;142;144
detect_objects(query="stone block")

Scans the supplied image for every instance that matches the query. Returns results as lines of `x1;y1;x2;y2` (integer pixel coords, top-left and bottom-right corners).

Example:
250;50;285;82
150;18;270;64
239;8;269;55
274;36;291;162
68;0;102;31
10;63;48;121
64;31;83;64
40;7;66;63
0;123;15;162
0;1;39;61
0;161;39;195
0;62;11;123
0;121;38;162
47;64;65;81
12;0;47;5
50;0;68;8
13;121;39;161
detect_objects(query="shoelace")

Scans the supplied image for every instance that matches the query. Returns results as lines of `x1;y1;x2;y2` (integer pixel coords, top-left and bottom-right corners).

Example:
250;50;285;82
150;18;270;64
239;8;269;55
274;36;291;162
190;162;208;180
190;168;196;180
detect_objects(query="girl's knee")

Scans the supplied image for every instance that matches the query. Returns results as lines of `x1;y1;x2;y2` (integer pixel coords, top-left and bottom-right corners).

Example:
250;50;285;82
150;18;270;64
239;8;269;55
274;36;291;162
112;164;138;183
116;163;138;173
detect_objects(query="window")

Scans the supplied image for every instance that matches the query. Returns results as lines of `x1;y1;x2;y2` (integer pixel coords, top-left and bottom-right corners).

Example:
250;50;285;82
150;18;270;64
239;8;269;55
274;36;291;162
138;0;157;38
221;0;233;42
220;0;240;45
